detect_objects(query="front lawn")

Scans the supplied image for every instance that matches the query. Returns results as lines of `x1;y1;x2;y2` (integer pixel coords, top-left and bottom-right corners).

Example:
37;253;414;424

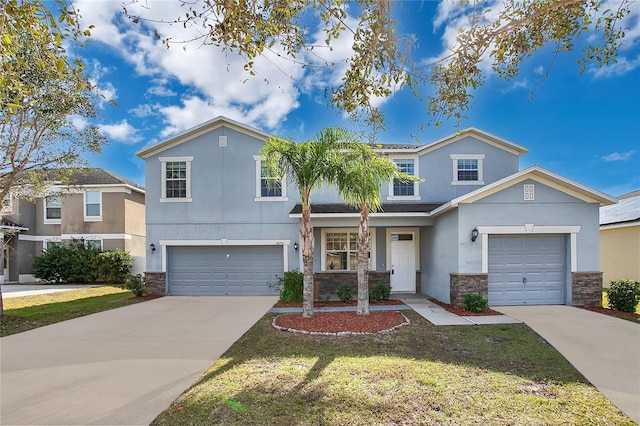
1;286;156;337
152;311;633;425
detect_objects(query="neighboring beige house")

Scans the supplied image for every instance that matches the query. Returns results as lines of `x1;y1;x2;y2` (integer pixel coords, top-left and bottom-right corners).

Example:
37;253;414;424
599;190;640;286
1;169;146;283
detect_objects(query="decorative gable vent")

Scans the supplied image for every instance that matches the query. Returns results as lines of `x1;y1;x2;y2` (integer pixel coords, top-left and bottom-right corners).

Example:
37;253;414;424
524;184;535;201
219;135;227;147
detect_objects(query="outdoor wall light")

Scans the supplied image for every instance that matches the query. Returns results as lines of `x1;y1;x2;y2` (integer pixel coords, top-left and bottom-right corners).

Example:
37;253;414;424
471;228;479;242
293;242;299;251
150;243;156;253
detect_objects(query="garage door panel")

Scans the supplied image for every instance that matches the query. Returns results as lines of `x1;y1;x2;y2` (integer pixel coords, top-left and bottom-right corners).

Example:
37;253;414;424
168;246;283;296
489;235;566;306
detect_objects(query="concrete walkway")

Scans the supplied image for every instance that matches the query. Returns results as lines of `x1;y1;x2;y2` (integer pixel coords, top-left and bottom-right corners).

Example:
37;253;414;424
401;297;521;325
0;296;277;425
495;305;640;424
1;283;100;298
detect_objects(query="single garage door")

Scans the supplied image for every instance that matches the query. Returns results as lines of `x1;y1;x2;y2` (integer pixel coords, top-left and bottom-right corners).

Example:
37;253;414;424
168;246;283;295
488;235;566;305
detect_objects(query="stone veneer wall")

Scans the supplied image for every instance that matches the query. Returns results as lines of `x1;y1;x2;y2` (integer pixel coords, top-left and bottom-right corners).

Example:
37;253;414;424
571;271;603;307
450;273;488;308
145;272;166;296
314;271;390;298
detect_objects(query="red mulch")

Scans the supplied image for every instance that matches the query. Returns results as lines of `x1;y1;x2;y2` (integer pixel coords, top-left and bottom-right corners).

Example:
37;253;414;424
580;306;640;322
273;299;405;308
273;311;409;334
428;298;503;316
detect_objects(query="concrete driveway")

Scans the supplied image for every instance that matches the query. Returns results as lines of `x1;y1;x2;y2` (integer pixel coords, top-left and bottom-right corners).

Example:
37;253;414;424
495;305;640;424
0;296;277;425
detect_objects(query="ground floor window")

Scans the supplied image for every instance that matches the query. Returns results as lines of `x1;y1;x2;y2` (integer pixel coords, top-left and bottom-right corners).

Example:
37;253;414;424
321;229;376;271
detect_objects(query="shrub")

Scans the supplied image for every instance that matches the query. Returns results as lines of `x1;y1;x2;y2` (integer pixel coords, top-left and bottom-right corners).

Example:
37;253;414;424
463;293;488;313
123;273;146;297
607;279;640;313
100;249;134;283
369;283;391;303
336;284;353;303
269;270;304;303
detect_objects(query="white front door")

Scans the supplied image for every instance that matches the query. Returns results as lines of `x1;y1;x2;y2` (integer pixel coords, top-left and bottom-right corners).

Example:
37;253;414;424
390;234;416;293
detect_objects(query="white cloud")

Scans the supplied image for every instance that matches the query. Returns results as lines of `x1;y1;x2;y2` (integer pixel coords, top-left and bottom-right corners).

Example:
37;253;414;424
591;54;640;79
602;150;637;162
129;104;157;118
146;86;176;97
99;120;142;144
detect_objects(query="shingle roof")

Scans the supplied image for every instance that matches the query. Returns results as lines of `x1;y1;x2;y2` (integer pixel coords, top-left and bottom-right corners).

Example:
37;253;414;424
289;203;445;215
600;193;640;225
45;168;144;191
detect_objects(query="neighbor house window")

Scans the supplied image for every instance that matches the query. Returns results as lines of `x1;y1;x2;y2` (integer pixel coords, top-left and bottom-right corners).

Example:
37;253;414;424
321;229;376;271
451;154;485;185
44;195;62;224
254;155;287;201
44;238;62;251
85;239;102;251
388;157;420;200
84;190;102;221
159;156;193;202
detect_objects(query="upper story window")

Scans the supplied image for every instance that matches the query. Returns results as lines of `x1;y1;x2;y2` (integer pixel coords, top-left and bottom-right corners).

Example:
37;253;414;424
388;157;420;200
84;190;102;221
254;155;288;201
451;154;485;185
159;156;193;202
44;195;62;224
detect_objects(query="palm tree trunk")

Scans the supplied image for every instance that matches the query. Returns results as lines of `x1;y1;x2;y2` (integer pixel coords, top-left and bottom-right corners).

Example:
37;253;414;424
357;204;370;315
301;195;314;318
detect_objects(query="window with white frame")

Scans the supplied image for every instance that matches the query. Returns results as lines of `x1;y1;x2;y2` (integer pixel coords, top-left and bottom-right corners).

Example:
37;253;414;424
254;156;287;201
44;195;62;223
451;154;485;185
388;158;420;200
84;190;101;221
322;229;375;271
85;238;102;251
44;238;62;250
160;156;193;202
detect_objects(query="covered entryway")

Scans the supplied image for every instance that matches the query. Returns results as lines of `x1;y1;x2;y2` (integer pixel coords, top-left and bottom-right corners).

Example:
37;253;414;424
168;246;283;295
488;234;566;305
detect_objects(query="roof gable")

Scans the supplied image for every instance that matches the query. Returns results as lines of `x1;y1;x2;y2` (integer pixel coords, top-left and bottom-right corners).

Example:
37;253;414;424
432;166;617;216
136;116;273;159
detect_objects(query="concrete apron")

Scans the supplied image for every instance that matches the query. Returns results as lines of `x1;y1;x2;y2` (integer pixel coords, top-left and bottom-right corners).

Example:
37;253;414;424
495;305;640;424
0;296;277;426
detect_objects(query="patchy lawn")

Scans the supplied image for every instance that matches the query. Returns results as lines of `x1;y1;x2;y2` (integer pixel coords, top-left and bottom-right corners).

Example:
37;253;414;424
1;286;158;337
152;311;633;426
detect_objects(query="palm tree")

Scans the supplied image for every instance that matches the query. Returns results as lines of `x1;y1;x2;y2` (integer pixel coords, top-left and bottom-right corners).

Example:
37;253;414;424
261;127;357;318
334;142;419;315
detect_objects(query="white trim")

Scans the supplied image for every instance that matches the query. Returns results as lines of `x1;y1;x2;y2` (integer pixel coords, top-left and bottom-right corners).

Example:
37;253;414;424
253;155;288;202
159;156;193;202
387;155;420;201
477;225;581;273
50;185;141;195
600;220;640;230
18;233;133;242
83;190;102;222
320;228;376;271
451;154;485;185
159;239;291;273
385;227;420;272
289;212;430;219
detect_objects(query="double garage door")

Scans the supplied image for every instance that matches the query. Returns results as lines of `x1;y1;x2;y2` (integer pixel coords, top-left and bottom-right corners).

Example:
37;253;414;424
488;235;566;305
168;246;283;296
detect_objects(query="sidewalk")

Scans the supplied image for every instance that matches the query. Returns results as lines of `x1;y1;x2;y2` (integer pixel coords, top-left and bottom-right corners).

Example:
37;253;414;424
270;297;521;326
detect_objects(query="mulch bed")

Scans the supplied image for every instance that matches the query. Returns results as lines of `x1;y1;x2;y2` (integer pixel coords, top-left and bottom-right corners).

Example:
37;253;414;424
428;298;503;316
273;311;410;335
580;306;640;322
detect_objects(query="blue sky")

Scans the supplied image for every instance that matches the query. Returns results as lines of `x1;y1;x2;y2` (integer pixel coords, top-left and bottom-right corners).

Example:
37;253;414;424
73;1;640;197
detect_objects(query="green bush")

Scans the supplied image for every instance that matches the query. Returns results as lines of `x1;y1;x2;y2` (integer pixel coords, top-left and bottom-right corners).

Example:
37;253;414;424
33;239;134;284
463;293;488;313
269;270;304;303
336;284;353;303
607;279;640;313
100;249;134;283
369;283;391;303
123;273;146;297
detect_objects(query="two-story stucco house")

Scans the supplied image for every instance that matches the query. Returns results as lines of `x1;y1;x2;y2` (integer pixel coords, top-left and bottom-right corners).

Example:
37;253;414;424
136;116;615;307
1;168;146;283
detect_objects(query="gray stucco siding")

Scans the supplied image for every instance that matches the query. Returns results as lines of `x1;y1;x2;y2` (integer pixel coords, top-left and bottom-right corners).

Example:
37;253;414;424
421;209;459;302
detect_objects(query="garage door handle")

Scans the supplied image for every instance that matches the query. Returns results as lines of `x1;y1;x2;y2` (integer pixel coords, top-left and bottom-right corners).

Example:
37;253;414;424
391;268;394;275
523;277;527;284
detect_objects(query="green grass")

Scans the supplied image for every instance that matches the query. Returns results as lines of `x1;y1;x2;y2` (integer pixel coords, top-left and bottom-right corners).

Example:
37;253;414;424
1;286;152;337
152;311;633;425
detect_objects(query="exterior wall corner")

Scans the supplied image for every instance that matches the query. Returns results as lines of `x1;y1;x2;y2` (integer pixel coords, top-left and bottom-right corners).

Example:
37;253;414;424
571;271;603;307
449;273;488;308
145;271;166;296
